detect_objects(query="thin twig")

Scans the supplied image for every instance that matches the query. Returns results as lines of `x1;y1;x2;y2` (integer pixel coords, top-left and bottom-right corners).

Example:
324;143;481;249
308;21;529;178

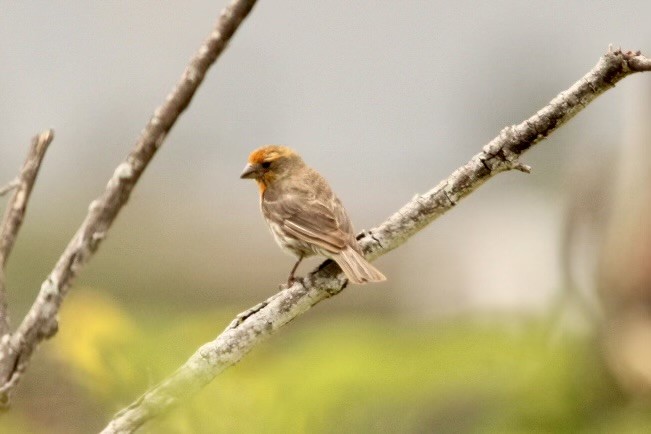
0;180;20;197
100;48;651;434
0;131;54;339
0;0;258;407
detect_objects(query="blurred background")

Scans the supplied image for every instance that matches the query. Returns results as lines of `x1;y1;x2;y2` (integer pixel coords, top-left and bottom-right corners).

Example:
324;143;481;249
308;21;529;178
1;1;651;432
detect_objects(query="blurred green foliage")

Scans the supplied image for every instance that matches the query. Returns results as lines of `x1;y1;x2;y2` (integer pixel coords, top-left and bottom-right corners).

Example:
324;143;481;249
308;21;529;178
4;288;651;433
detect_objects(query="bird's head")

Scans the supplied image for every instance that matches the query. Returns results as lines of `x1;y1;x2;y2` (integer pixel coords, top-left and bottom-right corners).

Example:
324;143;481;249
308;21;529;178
240;145;304;190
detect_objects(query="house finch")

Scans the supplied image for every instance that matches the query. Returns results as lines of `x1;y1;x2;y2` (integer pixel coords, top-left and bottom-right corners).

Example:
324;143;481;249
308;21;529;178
240;145;386;285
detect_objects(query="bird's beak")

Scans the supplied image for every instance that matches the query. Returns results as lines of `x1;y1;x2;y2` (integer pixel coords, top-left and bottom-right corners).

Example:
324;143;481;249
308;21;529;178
240;163;259;179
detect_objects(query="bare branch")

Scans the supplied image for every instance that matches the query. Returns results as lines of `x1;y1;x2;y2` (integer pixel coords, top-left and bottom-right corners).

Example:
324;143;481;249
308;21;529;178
0;180;20;197
0;131;54;338
101;48;651;434
0;0;258;406
625;50;651;71
513;162;532;174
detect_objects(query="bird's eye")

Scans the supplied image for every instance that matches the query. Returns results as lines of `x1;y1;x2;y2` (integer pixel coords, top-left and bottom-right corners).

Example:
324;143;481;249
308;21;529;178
261;161;271;169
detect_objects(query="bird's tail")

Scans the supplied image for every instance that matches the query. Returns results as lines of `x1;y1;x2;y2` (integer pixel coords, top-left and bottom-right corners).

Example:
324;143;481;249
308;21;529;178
333;246;386;284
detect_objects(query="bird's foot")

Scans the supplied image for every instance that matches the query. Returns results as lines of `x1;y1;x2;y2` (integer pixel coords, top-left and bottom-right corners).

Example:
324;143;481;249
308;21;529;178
279;276;298;290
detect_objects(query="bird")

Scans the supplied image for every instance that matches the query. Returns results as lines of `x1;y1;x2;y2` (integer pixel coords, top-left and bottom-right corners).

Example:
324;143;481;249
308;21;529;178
240;145;386;286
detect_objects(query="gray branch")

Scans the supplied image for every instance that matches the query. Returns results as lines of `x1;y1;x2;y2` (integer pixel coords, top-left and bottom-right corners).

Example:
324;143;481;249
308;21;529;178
0;131;54;343
100;49;651;434
0;0;258;406
0;180;20;197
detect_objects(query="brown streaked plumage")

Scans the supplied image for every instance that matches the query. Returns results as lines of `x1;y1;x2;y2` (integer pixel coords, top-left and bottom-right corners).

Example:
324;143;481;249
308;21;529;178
240;145;386;285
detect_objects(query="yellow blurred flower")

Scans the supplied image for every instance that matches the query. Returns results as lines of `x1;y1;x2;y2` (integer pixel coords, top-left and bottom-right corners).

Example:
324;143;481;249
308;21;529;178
50;288;140;397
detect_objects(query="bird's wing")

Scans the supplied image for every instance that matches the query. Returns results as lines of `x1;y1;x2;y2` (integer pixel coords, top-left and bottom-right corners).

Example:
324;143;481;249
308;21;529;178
264;190;351;254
